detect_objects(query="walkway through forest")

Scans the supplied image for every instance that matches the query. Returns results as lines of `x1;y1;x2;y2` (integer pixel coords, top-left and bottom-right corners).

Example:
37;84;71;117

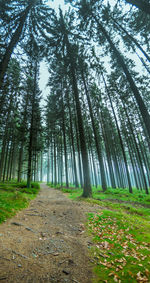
0;184;100;283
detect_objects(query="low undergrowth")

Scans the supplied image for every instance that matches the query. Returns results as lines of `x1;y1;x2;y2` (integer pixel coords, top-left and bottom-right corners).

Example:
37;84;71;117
0;181;40;224
52;185;150;217
88;210;150;282
52;184;150;282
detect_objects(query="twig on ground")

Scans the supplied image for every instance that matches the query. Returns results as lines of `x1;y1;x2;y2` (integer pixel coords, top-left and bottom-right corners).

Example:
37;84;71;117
12;250;28;259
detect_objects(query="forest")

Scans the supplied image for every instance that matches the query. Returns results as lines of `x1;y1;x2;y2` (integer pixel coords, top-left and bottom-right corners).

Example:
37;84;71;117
0;0;150;196
0;0;150;282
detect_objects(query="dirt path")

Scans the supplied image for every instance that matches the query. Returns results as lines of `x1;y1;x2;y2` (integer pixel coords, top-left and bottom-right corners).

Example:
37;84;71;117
0;184;100;283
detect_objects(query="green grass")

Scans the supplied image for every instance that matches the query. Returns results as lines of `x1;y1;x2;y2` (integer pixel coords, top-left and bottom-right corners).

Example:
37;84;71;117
50;184;150;202
93;187;150;206
0;181;40;224
53;186;150;218
53;184;150;282
88;210;150;282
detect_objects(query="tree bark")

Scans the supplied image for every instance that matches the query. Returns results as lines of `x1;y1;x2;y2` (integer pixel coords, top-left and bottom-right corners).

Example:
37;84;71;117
70;65;92;197
61;92;69;187
81;70;107;191
64;36;92;197
27;60;38;188
0;3;34;88
66;90;79;187
103;75;133;193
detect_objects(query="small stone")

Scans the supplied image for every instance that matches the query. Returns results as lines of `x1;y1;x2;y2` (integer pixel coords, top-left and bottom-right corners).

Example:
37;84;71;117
18;264;22;268
11;222;23;226
56;231;63;235
26;227;34;232
68;259;74;265
62;269;70;275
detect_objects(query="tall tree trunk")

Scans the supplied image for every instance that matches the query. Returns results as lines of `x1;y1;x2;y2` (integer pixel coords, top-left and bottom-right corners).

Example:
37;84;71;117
60;136;63;186
121;100;149;193
40;151;43;182
94;17;150;140
17;140;24;182
6;142;13;181
61;92;69;187
65;39;92;197
90;148;98;188
103;75;133;193
69;64;92;196
0;3;35;87
27;125;33;188
51;140;54;184
2;141;9;181
101;119;116;188
81;70;107;191
54;136;57;186
74;114;83;188
47;146;50;184
27;60;38;188
0;135;7;181
66;90;79;187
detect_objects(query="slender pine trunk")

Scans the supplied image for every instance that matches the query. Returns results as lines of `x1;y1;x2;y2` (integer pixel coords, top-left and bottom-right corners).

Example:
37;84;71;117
82;71;107;191
94;17;150;140
0;4;34;87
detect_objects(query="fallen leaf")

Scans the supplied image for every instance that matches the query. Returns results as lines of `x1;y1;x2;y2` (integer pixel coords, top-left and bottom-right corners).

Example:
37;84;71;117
145;269;149;277
114;275;119;282
117;265;123;270
109;273;114;277
136;271;149;282
103;241;109;249
142;256;147;260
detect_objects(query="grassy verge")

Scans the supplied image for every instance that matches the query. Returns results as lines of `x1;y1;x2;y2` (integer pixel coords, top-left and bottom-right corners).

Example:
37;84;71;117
53;186;150;218
52;185;150;282
88;210;150;283
0;181;40;224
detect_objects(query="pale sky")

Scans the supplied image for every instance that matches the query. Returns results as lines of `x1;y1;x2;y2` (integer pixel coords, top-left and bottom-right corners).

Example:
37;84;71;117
39;0;70;105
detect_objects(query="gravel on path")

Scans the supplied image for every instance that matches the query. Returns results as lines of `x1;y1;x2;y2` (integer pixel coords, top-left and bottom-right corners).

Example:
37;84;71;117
0;184;100;283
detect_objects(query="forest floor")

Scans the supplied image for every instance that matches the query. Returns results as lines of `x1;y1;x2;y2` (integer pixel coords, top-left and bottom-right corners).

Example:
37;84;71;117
0;184;150;283
0;183;101;283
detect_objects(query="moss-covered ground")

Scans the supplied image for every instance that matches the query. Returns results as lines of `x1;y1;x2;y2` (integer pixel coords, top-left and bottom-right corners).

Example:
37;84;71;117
0;181;40;224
